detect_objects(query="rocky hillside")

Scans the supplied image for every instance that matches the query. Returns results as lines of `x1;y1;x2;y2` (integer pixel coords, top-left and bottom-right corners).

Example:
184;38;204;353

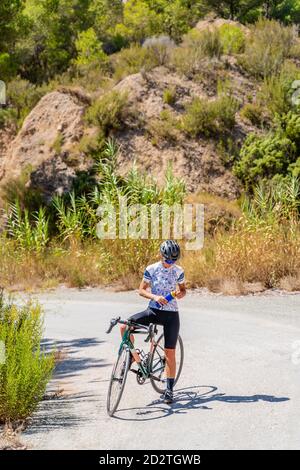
0;67;246;201
0;17;298;204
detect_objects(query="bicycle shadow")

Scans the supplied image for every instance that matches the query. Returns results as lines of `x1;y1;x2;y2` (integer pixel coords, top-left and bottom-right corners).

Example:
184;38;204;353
113;385;290;421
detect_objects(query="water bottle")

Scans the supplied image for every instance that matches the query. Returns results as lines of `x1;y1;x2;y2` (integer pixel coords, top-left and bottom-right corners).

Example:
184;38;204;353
155;291;176;308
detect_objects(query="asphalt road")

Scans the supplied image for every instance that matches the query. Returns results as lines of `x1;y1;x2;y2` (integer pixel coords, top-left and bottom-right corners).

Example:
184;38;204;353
21;287;300;450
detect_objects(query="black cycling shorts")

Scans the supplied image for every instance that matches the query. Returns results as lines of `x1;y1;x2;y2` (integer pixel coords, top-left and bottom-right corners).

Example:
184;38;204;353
128;307;180;349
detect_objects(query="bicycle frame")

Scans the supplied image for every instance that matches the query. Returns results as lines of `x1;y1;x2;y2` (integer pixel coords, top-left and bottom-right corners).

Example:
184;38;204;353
118;327;165;380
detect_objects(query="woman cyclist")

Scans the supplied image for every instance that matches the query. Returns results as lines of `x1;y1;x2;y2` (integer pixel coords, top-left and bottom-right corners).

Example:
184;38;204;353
120;240;186;404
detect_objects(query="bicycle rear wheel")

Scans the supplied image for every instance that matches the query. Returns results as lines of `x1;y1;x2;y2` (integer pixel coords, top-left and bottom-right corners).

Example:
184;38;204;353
107;346;131;416
149;334;184;395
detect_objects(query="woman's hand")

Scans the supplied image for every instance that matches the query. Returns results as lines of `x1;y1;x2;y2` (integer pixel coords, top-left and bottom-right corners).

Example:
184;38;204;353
175;284;186;299
153;295;168;305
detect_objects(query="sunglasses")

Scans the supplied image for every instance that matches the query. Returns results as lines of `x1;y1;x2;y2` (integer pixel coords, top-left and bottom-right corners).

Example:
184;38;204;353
164;259;176;265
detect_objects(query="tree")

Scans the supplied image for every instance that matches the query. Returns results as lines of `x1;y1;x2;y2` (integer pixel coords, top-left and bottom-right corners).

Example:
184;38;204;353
202;0;263;21
114;0;161;43
0;0;25;51
264;0;300;23
74;28;107;66
16;0;95;82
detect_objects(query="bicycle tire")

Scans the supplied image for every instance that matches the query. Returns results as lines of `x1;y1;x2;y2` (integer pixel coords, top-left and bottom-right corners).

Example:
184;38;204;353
107;346;131;416
149;333;184;395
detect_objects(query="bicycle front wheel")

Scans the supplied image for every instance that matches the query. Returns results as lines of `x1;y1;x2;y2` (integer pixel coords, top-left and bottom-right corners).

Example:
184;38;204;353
107;346;131;416
149;334;184;395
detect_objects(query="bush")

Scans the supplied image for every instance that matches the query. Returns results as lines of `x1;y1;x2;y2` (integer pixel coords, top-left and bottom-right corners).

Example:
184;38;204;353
170;45;203;77
163;86;176;105
85;91;129;136
219;24;245;54
0;292;55;424
234;119;299;186
170;28;223;78
112;45;148;81
239;19;296;78
258;62;300;116
5;78;49;128
0;108;17;129
289;157;300;177
0;53;16;82
148;109;180;144
182;93;238;138
240;102;266;127
185;27;223;59
142;35;175;66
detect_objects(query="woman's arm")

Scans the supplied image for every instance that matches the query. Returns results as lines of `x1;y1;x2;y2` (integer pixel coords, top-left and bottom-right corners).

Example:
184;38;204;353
138;279;168;305
176;282;186;299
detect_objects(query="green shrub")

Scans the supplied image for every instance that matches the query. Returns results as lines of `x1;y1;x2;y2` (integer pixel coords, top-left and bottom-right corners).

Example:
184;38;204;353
163;87;176;105
148;109;180;143
0;53;16;82
170;28;223;78
258;62;300;116
234;112;300;185
5;78;49;128
170;45;203;77
0;292;55;423
85;90;129;136
0;165;44;212
182;93;238;138
219;24;245;54
0;108;17;129
240;103;265;127
239;19;296;78
289;157;300;177
278;111;300;145
112;45;149;81
185;28;223;59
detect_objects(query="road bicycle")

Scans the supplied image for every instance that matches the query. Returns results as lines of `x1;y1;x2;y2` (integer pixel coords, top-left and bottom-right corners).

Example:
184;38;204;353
106;317;184;417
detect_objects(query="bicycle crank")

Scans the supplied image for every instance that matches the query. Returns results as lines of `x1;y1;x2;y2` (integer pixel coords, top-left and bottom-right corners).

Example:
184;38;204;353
136;370;146;385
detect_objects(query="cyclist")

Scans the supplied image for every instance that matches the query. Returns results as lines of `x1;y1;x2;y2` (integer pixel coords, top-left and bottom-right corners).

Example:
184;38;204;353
120;240;186;404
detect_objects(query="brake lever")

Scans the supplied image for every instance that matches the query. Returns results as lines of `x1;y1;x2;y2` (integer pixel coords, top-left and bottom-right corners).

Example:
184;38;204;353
106;316;121;334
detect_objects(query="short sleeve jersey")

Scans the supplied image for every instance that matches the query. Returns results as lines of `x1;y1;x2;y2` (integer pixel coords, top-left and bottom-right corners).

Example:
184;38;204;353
143;261;185;312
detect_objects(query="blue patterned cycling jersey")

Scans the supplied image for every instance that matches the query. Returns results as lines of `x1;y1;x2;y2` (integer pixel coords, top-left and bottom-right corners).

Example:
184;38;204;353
143;261;185;312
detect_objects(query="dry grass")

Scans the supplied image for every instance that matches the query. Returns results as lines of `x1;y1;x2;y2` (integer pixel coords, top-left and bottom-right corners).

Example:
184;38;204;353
0;431;27;450
0;218;299;295
182;221;300;294
279;275;300;292
0;238;160;291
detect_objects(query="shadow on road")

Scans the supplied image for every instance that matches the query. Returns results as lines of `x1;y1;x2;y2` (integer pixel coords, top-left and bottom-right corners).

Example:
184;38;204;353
24;392;99;434
41;337;108;379
114;385;290;421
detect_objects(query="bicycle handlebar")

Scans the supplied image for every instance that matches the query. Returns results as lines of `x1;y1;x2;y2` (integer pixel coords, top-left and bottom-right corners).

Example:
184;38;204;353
106;317;157;341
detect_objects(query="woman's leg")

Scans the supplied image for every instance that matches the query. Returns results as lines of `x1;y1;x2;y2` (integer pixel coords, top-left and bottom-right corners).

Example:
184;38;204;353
164;348;176;378
163;311;180;397
121;307;155;363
